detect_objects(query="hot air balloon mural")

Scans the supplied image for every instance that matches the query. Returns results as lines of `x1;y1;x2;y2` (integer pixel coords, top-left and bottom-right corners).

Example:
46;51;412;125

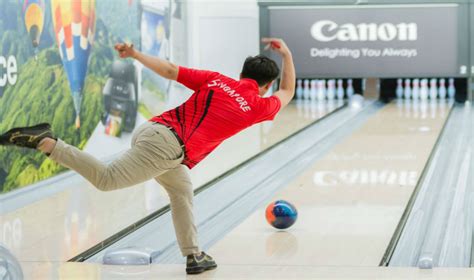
22;0;45;56
51;0;96;128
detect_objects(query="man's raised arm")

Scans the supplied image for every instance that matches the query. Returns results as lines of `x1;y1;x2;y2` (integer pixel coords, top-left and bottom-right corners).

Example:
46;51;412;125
115;43;179;81
261;38;295;108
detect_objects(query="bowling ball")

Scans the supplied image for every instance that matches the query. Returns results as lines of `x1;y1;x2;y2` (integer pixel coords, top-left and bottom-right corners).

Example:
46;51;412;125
265;200;298;229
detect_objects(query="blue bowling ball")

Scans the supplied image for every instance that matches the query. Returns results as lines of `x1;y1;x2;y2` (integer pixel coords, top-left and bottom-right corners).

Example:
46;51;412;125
265;200;298;229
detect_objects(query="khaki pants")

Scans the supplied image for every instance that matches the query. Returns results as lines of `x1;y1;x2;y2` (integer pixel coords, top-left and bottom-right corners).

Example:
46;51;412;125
49;121;199;256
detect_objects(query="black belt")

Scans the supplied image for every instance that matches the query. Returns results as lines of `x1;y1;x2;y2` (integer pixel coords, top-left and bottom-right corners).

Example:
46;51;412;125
153;122;185;149
168;127;185;149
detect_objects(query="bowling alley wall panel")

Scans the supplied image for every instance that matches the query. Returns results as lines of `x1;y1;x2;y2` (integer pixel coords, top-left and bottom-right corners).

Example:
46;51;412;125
0;0;181;193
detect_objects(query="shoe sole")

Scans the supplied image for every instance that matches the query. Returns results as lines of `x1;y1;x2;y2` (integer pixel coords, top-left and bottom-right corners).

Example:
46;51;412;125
186;264;217;275
0;134;12;145
0;123;52;147
0;128;20;145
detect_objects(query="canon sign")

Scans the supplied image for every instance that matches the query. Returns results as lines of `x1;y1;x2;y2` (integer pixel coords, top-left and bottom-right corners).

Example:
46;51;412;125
311;20;418;42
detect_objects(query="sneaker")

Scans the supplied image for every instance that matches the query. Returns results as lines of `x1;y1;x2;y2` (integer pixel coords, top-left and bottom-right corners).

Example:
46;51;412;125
0;123;54;149
186;252;217;275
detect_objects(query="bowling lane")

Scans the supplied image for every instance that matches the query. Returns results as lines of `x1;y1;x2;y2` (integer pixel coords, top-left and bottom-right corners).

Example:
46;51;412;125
208;100;451;266
190;100;344;187
0;100;342;262
260;99;344;150
18;261;474;279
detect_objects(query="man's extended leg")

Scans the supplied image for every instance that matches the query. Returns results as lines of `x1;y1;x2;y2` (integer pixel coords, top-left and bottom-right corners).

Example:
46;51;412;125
1;122;183;191
155;165;217;274
48;122;184;191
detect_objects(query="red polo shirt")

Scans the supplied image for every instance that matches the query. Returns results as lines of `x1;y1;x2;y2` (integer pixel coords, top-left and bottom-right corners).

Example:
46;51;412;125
151;67;281;169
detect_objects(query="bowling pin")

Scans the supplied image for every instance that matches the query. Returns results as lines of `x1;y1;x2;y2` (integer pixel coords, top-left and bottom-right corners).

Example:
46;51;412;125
295;98;303;117
438;78;447;99
296;79;303;99
429;78;438;99
327;79;336;100
404;98;412;118
337;98;344;107
413;98;419;119
303;79;310;100
396;78;403;99
310;99;317;118
439;97;447;117
310;79;317;101
336;79;344;99
346;79;354;98
430;99;437;119
396;98;403;114
403;79;411;99
317;98;326;117
317;79;326;101
327;99;335;112
420;99;428;119
448;78;455;99
303;97;310;118
420;79;429;100
412;78;420;100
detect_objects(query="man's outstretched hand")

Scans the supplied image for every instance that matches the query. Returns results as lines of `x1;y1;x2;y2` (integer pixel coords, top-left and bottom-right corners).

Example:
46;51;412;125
114;43;137;59
262;38;291;57
262;37;295;108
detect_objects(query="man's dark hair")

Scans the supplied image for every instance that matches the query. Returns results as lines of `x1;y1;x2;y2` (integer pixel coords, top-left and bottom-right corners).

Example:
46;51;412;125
241;55;280;87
